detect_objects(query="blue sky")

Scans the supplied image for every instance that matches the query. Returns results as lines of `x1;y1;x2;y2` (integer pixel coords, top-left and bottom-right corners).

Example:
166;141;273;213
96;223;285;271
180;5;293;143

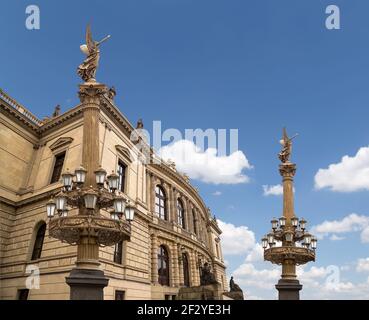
2;0;369;299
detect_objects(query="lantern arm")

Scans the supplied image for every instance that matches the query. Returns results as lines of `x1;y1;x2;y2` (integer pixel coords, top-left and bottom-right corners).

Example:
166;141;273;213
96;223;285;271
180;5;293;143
294;230;306;242
272;229;284;241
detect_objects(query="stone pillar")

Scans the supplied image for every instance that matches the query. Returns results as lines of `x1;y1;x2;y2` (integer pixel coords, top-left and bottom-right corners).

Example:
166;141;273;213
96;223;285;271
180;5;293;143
66;81;109;300
279;163;296;225
192;250;200;286
177;243;184;286
151;233;159;284
185;199;193;232
170;187;177;224
276;162;302;300
150;174;155;214
172;243;180;287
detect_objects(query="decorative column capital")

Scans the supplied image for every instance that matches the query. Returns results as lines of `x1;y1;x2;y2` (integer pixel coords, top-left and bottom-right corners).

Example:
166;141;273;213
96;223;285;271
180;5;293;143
279;163;296;178
78;82;108;105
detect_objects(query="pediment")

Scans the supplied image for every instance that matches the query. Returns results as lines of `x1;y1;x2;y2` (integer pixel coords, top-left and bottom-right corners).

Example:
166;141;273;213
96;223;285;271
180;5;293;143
115;145;133;163
49;137;74;151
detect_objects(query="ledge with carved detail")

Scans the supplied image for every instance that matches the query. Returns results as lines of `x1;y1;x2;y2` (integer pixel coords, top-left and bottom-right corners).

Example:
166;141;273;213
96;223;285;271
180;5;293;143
264;246;315;266
49;214;131;246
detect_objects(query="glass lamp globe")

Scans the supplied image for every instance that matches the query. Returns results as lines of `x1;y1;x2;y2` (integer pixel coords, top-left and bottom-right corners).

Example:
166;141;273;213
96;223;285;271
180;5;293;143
125;205;135;223
291;216;299;228
262;237;268;249
114;195;126;214
61;169;74;190
74;165;87;184
304;233;312;246
46;198;56;218
94;166;107;187
279;216;286;227
267;233;274;245
55;193;67;211
107;171;119;191
84;188;98;209
311;237;317;249
271;218;278;230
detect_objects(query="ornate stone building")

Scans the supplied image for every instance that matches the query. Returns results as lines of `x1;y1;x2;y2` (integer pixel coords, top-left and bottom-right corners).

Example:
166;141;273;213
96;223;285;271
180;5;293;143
0;87;227;300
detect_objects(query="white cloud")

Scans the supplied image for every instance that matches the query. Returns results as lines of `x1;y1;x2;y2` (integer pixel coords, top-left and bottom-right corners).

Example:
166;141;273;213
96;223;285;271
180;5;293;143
245;244;264;263
329;234;345;241
233;263;280;290
314;146;369;192
262;184;283;196
357;258;369;272
217;220;256;255
262;184;295;196
212;191;222;196
311;213;369;240
159;139;252;184
360;226;369;243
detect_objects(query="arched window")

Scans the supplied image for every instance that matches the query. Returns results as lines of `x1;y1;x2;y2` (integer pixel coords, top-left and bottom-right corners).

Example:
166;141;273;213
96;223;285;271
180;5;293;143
31;222;46;260
192;210;197;235
177;199;185;228
182;253;190;287
158;245;170;286
155;186;167;220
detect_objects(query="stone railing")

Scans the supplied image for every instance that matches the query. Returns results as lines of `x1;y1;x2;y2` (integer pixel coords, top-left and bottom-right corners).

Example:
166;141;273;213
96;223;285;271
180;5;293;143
0;89;43;126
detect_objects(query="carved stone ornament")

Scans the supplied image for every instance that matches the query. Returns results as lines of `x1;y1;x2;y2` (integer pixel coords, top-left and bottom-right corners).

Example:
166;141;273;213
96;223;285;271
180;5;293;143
264;246;315;266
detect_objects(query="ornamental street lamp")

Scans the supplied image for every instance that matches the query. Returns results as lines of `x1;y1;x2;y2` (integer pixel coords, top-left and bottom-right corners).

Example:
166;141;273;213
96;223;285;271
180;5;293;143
261;128;317;300
47;165;134;300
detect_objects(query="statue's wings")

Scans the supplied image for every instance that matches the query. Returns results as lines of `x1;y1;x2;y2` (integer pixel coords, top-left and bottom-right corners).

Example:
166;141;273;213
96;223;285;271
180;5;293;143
86;25;95;53
283;127;289;143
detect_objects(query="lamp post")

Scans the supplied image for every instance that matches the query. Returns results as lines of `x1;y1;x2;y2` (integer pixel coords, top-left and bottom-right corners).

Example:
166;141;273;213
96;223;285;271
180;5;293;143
47;166;134;300
261;128;317;300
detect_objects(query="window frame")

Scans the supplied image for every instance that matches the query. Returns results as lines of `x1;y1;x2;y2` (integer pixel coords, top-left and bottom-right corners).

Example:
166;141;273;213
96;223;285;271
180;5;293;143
177;199;185;229
113;240;124;265
117;159;127;193
115;290;125;300
31;222;46;261
158;245;170;286
155;186;167;220
49;151;66;185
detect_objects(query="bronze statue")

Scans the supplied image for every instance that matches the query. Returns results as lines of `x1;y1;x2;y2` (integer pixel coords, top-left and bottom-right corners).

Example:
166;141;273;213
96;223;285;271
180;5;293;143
107;86;116;100
200;262;218;285
229;276;242;292
278;127;298;163
52;105;61;117
77;25;111;82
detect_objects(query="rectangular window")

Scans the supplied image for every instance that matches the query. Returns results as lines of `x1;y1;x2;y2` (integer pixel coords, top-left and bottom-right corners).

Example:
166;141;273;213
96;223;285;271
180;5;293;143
117;160;127;192
113;241;123;264
50;152;66;184
115;290;125;300
18;289;29;300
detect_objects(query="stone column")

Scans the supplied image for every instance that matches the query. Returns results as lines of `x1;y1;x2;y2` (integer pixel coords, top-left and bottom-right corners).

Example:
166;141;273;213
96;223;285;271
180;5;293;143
185;199;193;232
177;243;184;286
151;233;159;284
170;187;176;224
275;162;302;300
66;81;109;300
150;174;155;214
189;250;198;287
172;243;180;287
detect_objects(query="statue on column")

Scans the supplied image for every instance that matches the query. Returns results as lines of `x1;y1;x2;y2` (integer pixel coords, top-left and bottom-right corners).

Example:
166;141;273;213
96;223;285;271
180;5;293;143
77;25;111;83
278;127;298;163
